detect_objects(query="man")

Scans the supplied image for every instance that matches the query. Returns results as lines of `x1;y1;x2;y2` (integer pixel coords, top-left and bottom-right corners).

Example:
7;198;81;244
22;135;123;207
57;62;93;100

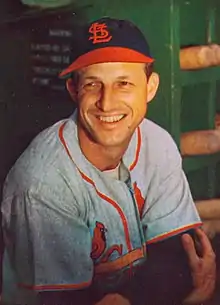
1;17;216;305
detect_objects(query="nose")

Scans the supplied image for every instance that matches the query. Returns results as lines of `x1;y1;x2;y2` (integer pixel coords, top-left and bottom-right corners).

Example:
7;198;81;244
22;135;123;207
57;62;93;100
96;86;114;112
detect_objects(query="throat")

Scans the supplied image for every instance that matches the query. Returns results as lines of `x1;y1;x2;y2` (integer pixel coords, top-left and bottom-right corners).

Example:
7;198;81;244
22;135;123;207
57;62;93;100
79;137;125;171
83;144;124;171
77;119;129;171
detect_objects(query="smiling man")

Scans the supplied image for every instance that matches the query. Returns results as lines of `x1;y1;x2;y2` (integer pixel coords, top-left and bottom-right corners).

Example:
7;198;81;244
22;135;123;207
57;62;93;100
1;17;216;305
66;61;158;172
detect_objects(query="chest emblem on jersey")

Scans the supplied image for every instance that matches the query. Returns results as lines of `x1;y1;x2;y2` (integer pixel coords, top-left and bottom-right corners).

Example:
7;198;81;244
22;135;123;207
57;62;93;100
91;221;107;260
133;182;145;217
90;221;123;262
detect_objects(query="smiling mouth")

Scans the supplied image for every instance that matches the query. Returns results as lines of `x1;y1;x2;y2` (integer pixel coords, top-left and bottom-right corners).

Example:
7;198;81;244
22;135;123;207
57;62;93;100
97;115;126;123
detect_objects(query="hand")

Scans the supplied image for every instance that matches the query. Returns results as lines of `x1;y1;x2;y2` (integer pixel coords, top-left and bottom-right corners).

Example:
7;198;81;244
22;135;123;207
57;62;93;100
95;294;130;305
181;228;216;304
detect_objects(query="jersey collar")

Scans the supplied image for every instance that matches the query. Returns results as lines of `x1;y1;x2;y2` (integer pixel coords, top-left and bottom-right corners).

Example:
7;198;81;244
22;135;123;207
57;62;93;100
59;110;141;177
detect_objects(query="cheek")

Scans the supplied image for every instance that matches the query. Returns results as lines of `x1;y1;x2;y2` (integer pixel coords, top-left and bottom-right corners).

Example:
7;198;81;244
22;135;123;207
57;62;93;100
125;92;147;113
78;92;100;108
133;104;147;121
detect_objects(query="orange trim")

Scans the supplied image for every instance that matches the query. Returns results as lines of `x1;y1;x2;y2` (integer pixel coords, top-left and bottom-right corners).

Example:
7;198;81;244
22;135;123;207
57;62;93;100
146;222;203;245
129;126;141;171
58;122;132;253
95;247;145;274
59;47;154;77
80;170;132;252
18;280;91;291
58;122;72;159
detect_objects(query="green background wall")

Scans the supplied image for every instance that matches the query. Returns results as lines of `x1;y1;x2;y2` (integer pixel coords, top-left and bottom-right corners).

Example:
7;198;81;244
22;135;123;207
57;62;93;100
1;0;220;200
1;0;220;300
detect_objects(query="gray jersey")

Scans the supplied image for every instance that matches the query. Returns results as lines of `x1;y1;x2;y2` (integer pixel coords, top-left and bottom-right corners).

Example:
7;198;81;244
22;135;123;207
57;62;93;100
1;111;201;303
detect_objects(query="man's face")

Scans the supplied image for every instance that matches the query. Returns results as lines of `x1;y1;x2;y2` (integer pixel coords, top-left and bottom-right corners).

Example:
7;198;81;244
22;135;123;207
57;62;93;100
69;62;158;148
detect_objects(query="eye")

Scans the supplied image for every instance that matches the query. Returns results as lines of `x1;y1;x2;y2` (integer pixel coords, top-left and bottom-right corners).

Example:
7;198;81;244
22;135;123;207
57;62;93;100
117;81;133;88
83;81;102;91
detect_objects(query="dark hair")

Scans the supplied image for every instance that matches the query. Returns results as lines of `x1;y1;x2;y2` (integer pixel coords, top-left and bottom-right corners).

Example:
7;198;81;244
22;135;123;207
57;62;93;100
70;62;154;87
144;62;154;79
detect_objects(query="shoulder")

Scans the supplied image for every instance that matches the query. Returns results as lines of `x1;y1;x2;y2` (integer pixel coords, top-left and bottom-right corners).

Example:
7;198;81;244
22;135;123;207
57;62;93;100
140;119;181;168
3;117;81;200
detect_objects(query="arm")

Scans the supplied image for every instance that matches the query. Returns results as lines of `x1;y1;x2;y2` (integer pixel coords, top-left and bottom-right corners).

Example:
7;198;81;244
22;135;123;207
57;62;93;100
201;220;220;240
39;228;197;305
39;290;130;305
39;231;199;305
135;133;215;304
39;290;91;305
121;230;196;305
22;228;218;305
1;183;96;305
36;229;216;305
2;183;132;305
119;229;216;305
195;199;220;239
195;199;220;220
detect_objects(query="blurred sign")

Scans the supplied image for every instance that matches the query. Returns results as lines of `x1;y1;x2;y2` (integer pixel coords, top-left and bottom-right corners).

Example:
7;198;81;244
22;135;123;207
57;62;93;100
30;24;74;94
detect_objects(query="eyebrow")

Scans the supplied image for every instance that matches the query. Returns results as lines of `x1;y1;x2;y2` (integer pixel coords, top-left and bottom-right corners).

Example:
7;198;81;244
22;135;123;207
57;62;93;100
82;76;100;81
116;76;131;80
82;75;132;81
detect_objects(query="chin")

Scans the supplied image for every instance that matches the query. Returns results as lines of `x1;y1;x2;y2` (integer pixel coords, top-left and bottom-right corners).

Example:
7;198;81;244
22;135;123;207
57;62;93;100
94;133;131;148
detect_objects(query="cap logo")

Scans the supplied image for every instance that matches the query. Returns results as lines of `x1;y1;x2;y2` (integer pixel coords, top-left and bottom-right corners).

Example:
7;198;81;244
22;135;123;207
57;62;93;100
88;22;112;44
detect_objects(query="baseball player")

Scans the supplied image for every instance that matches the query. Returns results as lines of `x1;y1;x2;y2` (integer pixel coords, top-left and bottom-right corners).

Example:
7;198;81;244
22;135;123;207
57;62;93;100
1;17;216;305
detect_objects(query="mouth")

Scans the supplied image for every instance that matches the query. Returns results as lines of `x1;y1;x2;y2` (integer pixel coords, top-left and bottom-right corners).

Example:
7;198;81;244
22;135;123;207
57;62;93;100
96;114;126;123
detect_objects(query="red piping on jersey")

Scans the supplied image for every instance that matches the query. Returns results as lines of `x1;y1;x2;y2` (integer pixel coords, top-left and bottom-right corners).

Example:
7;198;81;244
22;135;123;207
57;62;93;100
146;222;203;245
129;126;141;171
58;122;132;253
94;246;145;274
59;122;73;160
79;170;132;253
18;280;92;291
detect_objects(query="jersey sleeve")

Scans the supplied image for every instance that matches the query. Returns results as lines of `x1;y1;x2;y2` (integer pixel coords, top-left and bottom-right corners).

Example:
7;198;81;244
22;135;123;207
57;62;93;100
2;183;93;292
142;136;202;244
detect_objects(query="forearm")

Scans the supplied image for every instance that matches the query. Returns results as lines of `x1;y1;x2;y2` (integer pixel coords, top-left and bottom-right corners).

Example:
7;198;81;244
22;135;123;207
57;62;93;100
202;219;220;239
40;230;203;305
120;231;195;305
39;289;92;305
39;291;129;305
195;199;220;220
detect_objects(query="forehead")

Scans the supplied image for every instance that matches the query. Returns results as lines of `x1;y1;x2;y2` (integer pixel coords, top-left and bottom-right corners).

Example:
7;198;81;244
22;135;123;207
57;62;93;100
78;62;146;79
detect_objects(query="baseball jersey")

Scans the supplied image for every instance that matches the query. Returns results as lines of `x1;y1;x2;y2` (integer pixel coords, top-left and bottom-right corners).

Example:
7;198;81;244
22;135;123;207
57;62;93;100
1;110;202;304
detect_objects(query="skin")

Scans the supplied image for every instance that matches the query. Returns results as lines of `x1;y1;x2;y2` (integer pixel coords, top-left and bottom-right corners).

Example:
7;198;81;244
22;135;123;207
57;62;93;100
66;62;159;171
196;199;220;220
95;229;216;305
195;199;220;240
66;62;216;304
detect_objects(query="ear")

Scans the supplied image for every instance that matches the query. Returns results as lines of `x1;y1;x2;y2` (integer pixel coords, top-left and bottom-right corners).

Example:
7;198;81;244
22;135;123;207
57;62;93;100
146;72;160;103
66;78;78;102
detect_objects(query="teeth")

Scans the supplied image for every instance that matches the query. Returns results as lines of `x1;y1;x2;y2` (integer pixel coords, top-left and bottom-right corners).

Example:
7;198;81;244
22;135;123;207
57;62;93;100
99;115;124;123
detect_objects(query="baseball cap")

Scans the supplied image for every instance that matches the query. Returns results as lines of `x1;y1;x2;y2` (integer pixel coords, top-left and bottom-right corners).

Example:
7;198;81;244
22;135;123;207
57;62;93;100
59;17;154;78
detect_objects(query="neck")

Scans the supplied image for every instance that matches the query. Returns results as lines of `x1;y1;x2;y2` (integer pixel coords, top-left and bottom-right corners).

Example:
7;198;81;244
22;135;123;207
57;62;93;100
78;127;129;172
